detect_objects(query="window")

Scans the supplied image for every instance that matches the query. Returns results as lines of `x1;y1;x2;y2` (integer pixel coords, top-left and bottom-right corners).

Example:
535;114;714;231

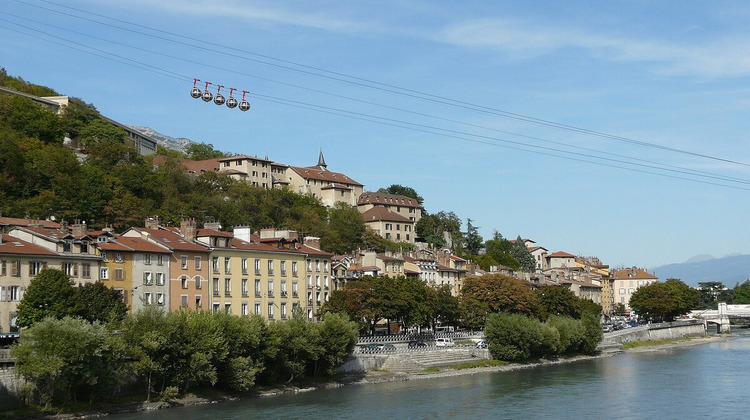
156;272;165;286
213;278;219;297
242;303;249;316
268;280;274;297
281;302;287;319
195;256;202;270
292;261;298;276
255;259;261;275
281;280;287;297
225;278;232;297
306;259;312;271
29;261;43;276
268;259;274;275
212;257;220;274
213;303;220;313
254;302;261;315
8;286;21;301
280;260;287;276
80;242;89;254
195;296;202;309
225;303;231;314
181;276;188;289
157;254;164;266
242;258;248;275
292;281;298;297
384;262;389;273
115;268;124;280
181;256;188;269
629;288;635;294
1;260;5;276
115;253;124;263
224;257;231;274
241;278;249;297
82;263;90;279
195;276;202;289
307;274;312;288
63;262;77;277
267;303;274;319
315;260;320;272
11;260;20;277
100;268;109;280
156;293;165;305
63;240;71;252
315;275;320;287
255;279;261;297
144;292;153;305
619;288;625;295
143;272;153;285
324;276;329;288
323;260;329;272
145;254;152;265
101;251;108;262
181;295;188;307
396;224;401;231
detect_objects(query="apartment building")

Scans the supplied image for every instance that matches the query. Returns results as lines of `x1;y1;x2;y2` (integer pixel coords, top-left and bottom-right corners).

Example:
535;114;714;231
357;191;423;223
286;152;364;207
611;267;658;311
122;219;211;312
361;207;415;244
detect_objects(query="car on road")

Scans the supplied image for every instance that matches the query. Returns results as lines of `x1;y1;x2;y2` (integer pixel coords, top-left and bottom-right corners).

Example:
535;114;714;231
435;338;455;347
476;340;488;348
602;324;614;333
382;344;396;352
358;344;381;353
408;340;428;348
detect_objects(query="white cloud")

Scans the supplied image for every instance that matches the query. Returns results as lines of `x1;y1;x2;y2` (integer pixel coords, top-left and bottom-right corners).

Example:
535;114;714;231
437;18;750;78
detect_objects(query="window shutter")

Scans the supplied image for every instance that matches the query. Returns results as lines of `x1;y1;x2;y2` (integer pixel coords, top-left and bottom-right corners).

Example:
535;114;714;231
0;286;5;302
73;263;79;277
28;262;33;276
18;287;24;300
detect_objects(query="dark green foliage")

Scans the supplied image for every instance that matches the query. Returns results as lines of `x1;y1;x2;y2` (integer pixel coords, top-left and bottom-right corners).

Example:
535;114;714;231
77;282;128;325
731;280;750;304
16;269;83;328
11;317;125;407
463;219;483;256
482;232;520;270
185;142;227;160
535;286;581;320
0;95;63;143
460;274;538;329
415;211;462;247
629;278;701;321
510;235;536;272
376;184;423;204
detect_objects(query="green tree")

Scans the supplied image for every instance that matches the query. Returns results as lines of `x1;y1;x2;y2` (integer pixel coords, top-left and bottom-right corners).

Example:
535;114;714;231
11;317;125;407
629;279;700;321
313;312;359;376
376;184;423;204
463;219;483;256
731;280;750;304
460;274;538;329
185;142;227;160
510;236;536;272
77;282;128;326
0;95;63;143
321;202;366;254
16;269;83;328
535;286;580;320
415;211;462;247
484;312;558;361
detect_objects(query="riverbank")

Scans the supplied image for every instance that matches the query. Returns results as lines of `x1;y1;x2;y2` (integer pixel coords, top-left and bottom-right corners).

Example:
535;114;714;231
13;334;729;419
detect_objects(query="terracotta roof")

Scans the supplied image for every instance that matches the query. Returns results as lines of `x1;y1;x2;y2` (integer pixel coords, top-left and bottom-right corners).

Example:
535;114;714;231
548;251;576;258
561;279;602;288
449;255;467;262
133;228;210;253
18;226;73;241
107;237;171;253
611;267;658;280
357;192;423;208
320;183;352;191
299;244;333;258
153;156;222;174
97;240;135;252
0;236;58;256
404;268;419;275
361;207;412;223
231;238;306;254
197;229;234;238
348;265;380;272
437;264;457;272
0;217;61;229
288;165;362;186
528;246;548;252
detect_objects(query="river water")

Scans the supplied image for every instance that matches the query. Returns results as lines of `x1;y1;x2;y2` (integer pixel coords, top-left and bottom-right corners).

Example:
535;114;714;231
111;331;750;420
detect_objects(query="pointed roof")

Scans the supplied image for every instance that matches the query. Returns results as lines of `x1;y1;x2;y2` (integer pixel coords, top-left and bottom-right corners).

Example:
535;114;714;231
317;149;327;169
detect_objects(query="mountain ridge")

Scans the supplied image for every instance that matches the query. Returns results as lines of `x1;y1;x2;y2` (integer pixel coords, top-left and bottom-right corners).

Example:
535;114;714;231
651;254;750;287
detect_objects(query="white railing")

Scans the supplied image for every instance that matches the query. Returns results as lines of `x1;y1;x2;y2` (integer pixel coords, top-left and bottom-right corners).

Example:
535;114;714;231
354;344;485;355
357;331;483;344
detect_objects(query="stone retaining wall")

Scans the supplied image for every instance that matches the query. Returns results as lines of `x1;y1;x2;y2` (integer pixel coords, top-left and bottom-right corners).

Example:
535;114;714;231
601;320;707;346
0;366;23;409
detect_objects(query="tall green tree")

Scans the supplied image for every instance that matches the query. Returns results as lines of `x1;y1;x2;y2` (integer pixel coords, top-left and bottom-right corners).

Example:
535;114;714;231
376;184;423;204
629;279;700;321
535;286;580;320
185;142;227;160
460;274;538;329
77;282;128;326
463;219;483;256
16;269;83;328
510;235;536;272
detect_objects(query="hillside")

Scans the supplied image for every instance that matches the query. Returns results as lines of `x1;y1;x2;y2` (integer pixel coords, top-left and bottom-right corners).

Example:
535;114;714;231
652;254;750;287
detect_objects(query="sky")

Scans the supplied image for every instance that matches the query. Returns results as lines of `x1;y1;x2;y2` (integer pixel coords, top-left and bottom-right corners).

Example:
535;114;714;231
3;0;750;269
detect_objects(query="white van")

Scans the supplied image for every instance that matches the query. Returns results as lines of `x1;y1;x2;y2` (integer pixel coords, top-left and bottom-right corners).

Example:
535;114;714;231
435;326;455;333
435;337;455;347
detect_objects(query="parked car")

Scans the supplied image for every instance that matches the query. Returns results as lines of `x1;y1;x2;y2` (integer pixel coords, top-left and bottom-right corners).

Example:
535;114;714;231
382;344;396;352
476;340;488;348
435;338;455;347
408;340;428;348
602;324;614;333
359;344;381;353
627;321;640;328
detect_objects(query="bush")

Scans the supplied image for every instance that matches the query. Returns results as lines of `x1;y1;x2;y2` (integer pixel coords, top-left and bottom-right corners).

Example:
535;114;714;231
547;315;586;354
485;313;558;361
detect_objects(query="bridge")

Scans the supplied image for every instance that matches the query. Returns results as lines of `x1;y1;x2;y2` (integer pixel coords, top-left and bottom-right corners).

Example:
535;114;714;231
689;303;750;333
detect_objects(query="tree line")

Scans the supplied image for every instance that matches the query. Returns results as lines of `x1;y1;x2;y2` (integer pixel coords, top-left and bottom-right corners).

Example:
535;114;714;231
11;270;358;409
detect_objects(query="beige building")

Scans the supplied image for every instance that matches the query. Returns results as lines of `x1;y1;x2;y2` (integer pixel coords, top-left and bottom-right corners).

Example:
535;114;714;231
357;192;423;223
361;207;415;243
216;155;290;189
286;152;364;207
611;267;658;311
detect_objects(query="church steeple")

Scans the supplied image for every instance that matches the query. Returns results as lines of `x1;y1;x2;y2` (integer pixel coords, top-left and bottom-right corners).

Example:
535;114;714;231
317;149;327;169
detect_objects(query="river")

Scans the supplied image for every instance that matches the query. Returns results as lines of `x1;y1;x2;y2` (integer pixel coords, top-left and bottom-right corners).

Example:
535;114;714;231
110;331;750;419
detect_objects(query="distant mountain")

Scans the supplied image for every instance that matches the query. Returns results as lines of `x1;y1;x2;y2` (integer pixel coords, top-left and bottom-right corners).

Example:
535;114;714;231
127;125;196;153
651;254;750;287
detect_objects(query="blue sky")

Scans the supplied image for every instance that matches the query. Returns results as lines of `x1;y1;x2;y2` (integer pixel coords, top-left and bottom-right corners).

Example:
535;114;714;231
3;0;750;268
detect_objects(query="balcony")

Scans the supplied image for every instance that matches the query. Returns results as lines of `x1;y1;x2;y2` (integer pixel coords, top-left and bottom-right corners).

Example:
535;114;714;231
268;291;275;298
292;292;299;298
224;291;232;298
281;291;288;298
308;300;313;306
213;291;220;297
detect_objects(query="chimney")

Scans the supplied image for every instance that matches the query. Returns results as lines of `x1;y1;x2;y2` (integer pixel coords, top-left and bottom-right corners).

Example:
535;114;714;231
71;221;87;238
145;216;160;229
204;221;221;231
233;226;253;242
259;228;276;239
180;218;197;242
304;236;321;250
